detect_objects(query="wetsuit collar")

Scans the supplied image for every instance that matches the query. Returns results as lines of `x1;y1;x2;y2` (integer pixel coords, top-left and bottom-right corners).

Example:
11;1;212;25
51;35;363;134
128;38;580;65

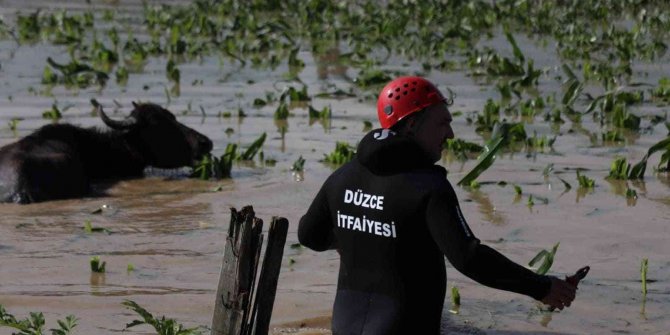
356;128;435;174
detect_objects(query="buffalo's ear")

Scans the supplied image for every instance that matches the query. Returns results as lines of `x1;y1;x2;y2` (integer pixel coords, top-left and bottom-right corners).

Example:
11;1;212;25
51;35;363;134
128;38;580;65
132;101;139;108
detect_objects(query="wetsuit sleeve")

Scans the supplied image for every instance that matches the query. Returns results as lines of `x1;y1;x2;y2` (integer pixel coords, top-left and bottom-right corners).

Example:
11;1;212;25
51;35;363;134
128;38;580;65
425;188;551;300
298;183;335;252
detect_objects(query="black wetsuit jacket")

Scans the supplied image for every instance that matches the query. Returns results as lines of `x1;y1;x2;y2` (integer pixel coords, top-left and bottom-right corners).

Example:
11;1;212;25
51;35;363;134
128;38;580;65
298;129;551;335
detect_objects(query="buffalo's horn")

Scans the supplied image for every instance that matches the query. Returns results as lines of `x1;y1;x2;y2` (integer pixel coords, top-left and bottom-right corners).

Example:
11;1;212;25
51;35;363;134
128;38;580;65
98;105;137;130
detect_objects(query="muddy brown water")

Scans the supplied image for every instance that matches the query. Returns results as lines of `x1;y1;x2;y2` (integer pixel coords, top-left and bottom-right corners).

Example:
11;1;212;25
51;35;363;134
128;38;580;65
1;1;669;334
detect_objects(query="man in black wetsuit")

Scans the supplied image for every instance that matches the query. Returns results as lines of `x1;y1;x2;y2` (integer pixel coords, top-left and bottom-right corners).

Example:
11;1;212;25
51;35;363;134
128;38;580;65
298;76;577;334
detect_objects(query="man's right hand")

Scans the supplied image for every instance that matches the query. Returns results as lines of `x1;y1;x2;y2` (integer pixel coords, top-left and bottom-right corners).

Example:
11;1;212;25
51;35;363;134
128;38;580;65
540;276;577;310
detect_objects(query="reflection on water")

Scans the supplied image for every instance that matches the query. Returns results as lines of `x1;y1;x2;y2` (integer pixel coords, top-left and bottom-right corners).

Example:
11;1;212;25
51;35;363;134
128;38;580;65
315;47;348;80
466;189;506;225
90;272;106;287
576;186;594;203
539;311;553;328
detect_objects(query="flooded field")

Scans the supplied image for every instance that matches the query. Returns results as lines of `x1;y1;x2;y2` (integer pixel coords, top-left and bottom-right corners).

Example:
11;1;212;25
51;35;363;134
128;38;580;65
1;1;669;334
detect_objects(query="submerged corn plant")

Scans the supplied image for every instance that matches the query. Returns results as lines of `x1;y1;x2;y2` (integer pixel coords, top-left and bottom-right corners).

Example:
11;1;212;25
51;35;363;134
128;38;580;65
323;142;356;165
8;118;21;135
528;242;560;275
122;300;202;335
0;305;78;335
354;68;392;88
576;171;595;188
641;258;648;296
239;133;266;161
608;156;631;180
192;144;237;180
291;156;306;172
274;101;290;120
651;77;670;103
451;286;461;307
281;86;310;103
90;256;106;273
42;104;62;121
43;57;108;88
629;136;670;178
308;105;332;127
444;138;483;160
449;286;461;314
611;103;640;130
83;220;110;234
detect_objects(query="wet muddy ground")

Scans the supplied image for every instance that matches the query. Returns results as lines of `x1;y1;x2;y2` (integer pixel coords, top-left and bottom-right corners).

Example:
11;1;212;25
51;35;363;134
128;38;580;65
1;1;669;334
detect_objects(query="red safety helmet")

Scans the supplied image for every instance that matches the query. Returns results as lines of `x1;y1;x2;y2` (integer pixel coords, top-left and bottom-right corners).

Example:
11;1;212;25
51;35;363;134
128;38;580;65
376;76;447;129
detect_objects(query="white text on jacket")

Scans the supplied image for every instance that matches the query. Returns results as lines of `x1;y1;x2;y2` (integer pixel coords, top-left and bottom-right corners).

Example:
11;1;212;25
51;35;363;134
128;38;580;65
343;189;384;210
337;211;396;238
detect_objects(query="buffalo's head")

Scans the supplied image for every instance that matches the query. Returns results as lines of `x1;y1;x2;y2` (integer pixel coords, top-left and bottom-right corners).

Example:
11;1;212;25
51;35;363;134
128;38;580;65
98;102;213;168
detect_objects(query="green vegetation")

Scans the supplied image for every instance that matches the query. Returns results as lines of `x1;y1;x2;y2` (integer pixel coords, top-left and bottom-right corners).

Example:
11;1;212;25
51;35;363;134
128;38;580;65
291;156;306;172
239;133;266;161
273;101;290;120
281;86;310;103
444;139;483;160
122;300;202;335
451;286;461;307
527;195;535;207
192;143;237;180
83;220;110;234
641;258;648;296
608;157;631;180
90;256;106;273
308;105;331;125
363;120;373;132
652;78;670;102
0;305;78;335
1;301;202;335
629;137;670;178
42;104;62;121
323;142;356;165
457;122;514;186
576;171;596;188
193;132;268;177
528;242;560;275
43;57;108;88
8;118;21;134
289;243;304;250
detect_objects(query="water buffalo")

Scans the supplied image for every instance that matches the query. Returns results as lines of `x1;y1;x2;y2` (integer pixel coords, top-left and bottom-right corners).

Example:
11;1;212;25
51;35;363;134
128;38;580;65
0;102;212;203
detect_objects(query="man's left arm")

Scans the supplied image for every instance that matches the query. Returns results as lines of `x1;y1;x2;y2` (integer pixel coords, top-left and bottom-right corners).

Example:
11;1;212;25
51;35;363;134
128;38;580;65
298;183;335;251
425;187;552;301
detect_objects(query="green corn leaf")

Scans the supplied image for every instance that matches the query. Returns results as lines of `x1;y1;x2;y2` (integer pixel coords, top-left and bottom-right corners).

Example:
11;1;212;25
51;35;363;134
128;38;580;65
562;64;577;81
457;135;505;186
239;132;266;161
504;31;524;63
629;136;670;179
563;80;583;107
